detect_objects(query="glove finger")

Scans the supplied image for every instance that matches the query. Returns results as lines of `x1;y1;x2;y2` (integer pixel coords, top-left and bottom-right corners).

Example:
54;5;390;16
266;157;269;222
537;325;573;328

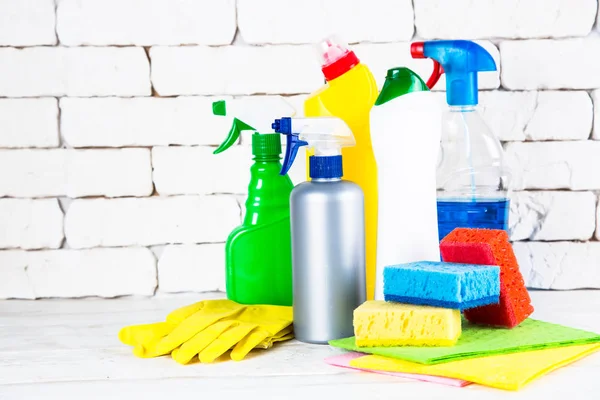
270;325;294;340
150;302;245;357
171;320;236;365
198;322;257;363
166;301;206;324
119;322;175;346
230;330;270;361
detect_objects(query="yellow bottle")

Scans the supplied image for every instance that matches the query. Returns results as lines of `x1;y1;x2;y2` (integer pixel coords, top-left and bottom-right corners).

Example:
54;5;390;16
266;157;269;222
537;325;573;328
304;36;379;300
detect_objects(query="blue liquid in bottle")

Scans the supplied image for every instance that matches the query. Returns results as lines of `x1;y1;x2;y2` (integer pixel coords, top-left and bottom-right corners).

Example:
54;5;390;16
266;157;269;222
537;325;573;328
437;198;510;241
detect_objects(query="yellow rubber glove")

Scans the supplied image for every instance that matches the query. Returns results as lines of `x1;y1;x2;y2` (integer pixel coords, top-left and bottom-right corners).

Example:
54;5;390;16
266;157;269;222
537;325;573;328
118;299;223;348
255;325;294;350
119;322;176;347
171;304;293;364
133;299;246;358
230;305;293;361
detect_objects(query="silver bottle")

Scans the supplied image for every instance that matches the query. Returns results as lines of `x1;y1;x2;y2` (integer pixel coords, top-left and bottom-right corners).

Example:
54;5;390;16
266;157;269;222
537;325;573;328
290;178;366;344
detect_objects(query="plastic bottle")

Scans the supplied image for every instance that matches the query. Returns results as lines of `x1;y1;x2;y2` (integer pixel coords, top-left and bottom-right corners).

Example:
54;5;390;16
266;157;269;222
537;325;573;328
213;100;295;306
304;35;378;301
370;67;442;300
273;116;366;344
411;40;511;241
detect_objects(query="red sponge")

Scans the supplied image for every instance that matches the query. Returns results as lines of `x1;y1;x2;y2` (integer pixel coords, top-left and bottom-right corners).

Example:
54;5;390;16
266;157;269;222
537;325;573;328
440;228;533;328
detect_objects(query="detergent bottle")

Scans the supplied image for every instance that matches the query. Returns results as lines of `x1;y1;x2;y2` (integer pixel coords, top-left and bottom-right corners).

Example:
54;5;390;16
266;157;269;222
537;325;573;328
273;116;366;344
305;35;378;300
370;67;443;300
411;40;511;241
213;100;295;306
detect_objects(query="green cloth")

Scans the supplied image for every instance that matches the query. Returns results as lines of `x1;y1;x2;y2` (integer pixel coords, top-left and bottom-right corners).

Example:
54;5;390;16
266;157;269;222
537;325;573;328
329;318;600;365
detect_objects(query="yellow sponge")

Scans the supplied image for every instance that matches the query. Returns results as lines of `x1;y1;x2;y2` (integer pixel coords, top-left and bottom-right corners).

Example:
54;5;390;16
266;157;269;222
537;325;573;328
353;301;461;347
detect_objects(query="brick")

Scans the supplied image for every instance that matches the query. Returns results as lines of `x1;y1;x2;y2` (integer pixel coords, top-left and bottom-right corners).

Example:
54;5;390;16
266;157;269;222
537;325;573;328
158;244;225;293
61;96;228;147
0;0;56;46
0;98;59;148
0;199;63;250
480;91;592;141
513;242;600;290
0;47;150;97
353;41;500;91
414;0;596;39
150;45;322;96
57;0;235;46
501;38;600;90
591;90;600;140
153;146;250;195
597;200;600;240
509;191;596;241
504;141;600;190
238;0;413;44
61;95;297;147
0;248;157;299
64;196;240;249
0;149;152;198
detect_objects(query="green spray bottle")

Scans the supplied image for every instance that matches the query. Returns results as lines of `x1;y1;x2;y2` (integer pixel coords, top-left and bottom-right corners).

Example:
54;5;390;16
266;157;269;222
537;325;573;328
213;100;294;306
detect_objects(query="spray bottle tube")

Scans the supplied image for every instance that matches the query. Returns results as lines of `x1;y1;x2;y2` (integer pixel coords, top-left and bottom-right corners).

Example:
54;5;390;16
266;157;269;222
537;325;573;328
273;117;366;343
411;41;511;240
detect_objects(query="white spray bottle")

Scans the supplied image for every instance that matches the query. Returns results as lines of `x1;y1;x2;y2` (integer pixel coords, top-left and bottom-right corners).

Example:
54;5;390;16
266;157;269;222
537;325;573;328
371;67;443;300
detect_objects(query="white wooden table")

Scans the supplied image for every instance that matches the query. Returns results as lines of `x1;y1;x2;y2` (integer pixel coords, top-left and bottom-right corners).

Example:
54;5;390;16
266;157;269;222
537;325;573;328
1;290;599;399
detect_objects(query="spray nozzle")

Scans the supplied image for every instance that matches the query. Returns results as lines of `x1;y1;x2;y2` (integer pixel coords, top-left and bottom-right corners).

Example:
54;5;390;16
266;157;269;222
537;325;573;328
410;40;496;106
212;100;256;154
212;99;296;155
272;117;355;176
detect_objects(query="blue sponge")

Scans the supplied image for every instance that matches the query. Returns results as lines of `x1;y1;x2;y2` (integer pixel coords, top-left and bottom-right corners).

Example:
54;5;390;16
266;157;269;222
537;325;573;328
383;261;500;310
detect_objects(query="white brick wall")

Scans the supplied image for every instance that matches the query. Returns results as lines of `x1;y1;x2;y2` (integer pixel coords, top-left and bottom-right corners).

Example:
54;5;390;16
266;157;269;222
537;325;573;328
158;244;226;293
0;47;150;97
57;0;236;46
0;149;153;197
153;146;251;195
480;91;593;141
501;38;600;90
0;98;59;148
238;0;414;44
1;0;600;297
0;0;56;46
414;0;597;39
514;242;600;289
509;192;596;241
151;45;322;96
64;196;240;249
504;141;600;190
0;199;63;250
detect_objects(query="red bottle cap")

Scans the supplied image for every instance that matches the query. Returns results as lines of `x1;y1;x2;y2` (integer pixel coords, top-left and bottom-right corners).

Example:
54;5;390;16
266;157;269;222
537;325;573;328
315;36;360;81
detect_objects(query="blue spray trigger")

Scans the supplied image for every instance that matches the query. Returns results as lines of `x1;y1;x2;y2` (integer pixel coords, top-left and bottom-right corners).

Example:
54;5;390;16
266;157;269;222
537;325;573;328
272;117;308;175
419;40;496;106
281;135;308;175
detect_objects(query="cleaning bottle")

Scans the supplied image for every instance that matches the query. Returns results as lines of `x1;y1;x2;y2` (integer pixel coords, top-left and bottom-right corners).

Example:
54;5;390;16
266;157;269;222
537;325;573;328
370;67;443;300
411;40;511;241
304;35;378;300
273;116;366;344
213;100;295;306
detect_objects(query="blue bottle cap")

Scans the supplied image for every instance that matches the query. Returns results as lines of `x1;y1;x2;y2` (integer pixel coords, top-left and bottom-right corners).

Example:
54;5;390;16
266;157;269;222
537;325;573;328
310;155;343;179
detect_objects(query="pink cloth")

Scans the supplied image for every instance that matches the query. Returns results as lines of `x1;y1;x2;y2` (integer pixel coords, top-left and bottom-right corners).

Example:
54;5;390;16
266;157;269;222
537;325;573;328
325;352;471;387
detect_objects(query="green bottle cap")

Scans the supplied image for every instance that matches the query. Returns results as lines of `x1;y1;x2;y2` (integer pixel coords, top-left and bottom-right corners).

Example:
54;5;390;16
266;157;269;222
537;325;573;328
375;67;429;106
252;133;282;157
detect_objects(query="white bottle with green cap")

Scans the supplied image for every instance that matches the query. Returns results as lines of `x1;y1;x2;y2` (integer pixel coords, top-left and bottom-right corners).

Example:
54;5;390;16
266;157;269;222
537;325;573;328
370;67;443;300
